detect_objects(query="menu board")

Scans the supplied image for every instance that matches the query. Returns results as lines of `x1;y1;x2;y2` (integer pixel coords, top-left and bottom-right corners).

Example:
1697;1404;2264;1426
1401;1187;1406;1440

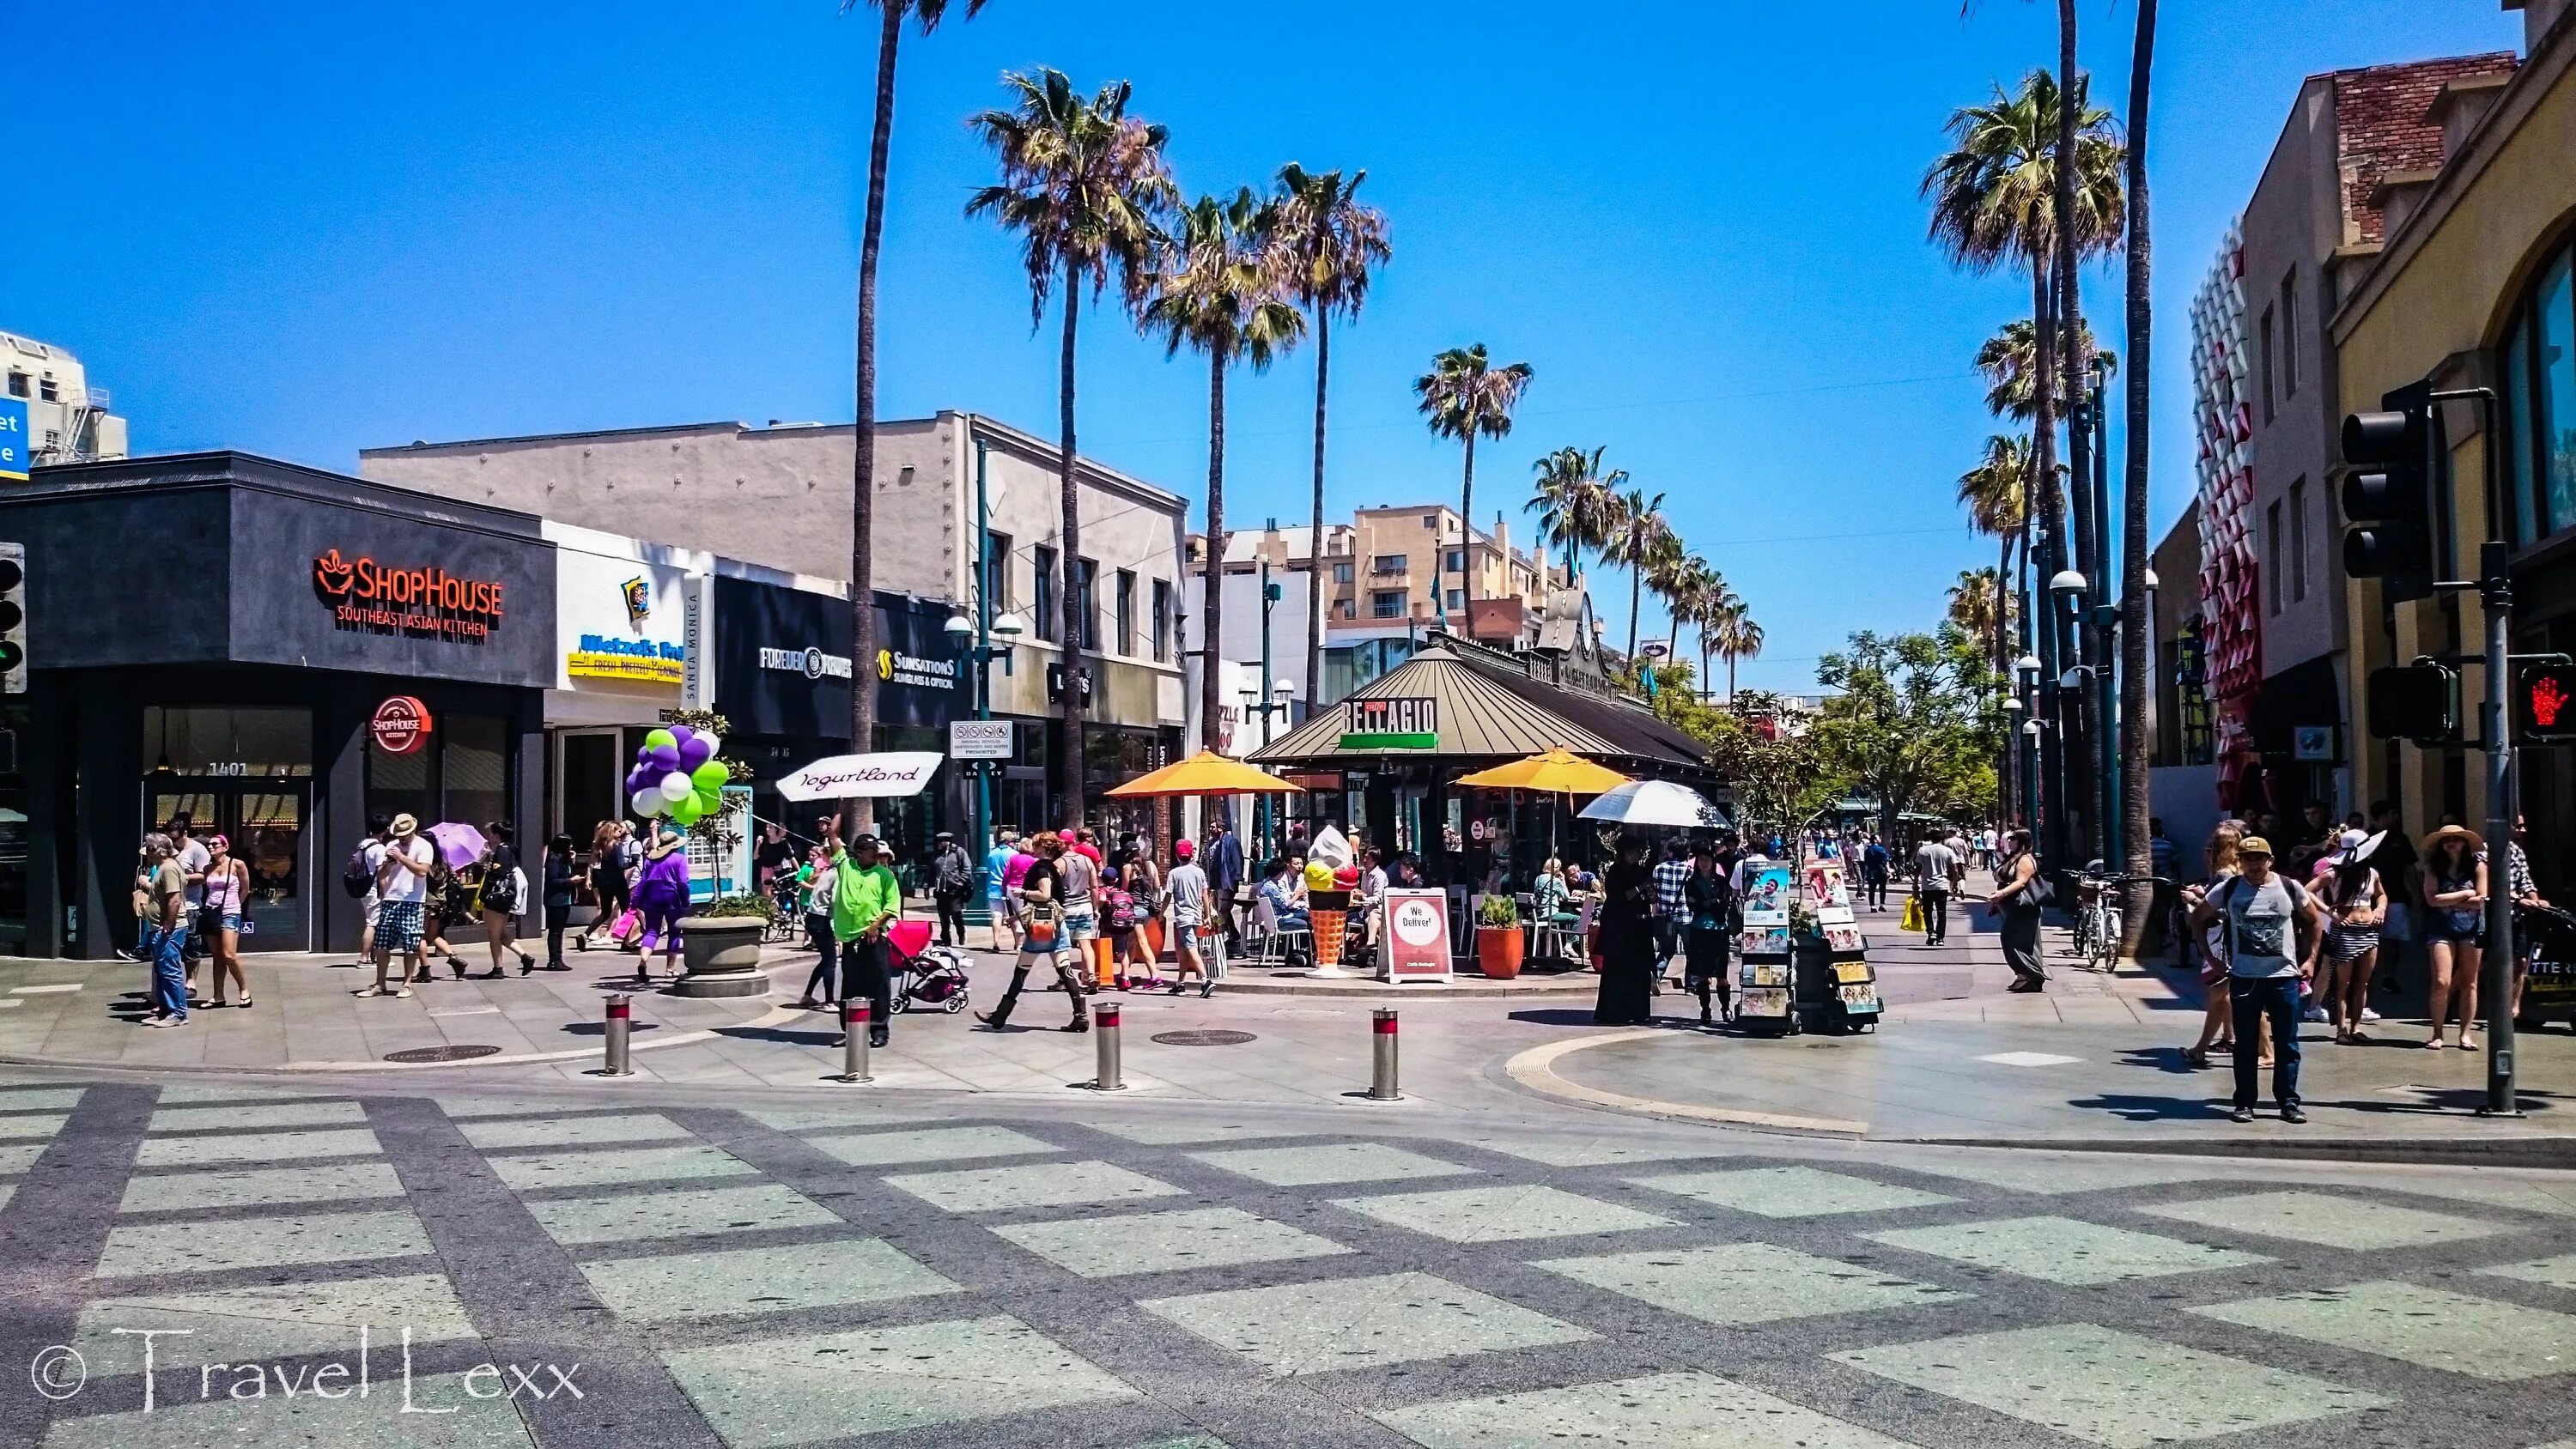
1379;889;1455;984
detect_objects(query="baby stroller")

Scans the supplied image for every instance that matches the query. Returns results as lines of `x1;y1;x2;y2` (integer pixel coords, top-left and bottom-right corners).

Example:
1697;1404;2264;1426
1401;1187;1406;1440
886;919;971;1014
2515;904;2576;1032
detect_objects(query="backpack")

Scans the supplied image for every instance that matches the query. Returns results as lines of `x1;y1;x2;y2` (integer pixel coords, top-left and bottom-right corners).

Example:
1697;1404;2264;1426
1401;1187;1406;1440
343;842;376;899
480;865;524;916
1101;884;1139;932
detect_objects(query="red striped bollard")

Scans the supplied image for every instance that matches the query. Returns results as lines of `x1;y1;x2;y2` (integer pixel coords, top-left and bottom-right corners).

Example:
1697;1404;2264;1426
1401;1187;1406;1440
840;1001;873;1084
600;995;634;1077
1369;1008;1400;1100
1090;1002;1125;1092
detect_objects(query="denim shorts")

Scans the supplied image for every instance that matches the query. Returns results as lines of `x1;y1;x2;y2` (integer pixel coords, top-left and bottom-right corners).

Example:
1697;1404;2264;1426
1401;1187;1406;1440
1064;907;1098;943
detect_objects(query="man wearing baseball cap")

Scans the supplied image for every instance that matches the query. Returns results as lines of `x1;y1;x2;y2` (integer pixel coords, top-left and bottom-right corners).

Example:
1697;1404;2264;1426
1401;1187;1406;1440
2190;834;2328;1124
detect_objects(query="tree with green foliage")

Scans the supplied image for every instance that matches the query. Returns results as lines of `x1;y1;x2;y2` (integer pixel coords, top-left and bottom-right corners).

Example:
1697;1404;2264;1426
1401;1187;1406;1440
1814;628;2003;840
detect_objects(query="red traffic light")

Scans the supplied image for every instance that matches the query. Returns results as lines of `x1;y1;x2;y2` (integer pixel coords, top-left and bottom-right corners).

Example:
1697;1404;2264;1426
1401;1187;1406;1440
2524;664;2576;743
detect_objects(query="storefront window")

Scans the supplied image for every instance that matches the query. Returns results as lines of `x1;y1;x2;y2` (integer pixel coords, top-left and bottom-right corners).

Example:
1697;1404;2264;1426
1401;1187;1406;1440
2508;244;2576;543
141;707;313;778
441;713;508;830
367;734;430;828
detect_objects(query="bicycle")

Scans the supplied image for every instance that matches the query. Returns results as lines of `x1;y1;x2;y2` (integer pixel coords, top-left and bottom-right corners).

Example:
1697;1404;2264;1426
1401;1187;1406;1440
2069;870;2172;972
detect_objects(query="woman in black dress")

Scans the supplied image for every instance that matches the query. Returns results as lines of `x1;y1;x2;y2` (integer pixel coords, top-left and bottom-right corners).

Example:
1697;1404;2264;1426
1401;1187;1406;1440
1683;844;1734;1025
1595;835;1658;1024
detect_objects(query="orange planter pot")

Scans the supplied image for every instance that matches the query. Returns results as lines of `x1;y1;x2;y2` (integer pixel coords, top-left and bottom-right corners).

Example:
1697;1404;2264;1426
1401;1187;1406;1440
1475;925;1526;980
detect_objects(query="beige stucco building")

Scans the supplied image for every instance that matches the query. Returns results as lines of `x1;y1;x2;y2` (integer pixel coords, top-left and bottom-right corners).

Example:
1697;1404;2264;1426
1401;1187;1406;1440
2;330;128;470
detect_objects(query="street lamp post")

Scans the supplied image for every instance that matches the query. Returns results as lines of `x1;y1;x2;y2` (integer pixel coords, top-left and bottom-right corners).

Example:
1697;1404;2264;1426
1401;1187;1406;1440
950;433;1026;914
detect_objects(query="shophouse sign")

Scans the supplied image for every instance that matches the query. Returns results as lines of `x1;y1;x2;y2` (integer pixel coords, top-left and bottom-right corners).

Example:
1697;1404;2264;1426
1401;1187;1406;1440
370;695;434;755
314;548;507;642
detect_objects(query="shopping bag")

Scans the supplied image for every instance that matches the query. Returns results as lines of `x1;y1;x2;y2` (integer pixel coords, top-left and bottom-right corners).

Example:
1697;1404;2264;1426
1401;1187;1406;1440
1899;894;1925;933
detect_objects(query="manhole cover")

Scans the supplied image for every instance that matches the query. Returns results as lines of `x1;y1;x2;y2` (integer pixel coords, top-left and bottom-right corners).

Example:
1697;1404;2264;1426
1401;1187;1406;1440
385;1045;503;1064
1151;1030;1258;1046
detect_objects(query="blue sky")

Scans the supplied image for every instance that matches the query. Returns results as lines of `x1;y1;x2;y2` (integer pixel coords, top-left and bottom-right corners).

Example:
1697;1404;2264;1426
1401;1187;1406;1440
12;1;2521;692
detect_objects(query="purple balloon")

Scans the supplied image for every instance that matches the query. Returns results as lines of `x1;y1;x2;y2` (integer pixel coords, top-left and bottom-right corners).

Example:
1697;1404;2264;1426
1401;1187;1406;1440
677;736;714;769
669;724;696;748
645;744;681;773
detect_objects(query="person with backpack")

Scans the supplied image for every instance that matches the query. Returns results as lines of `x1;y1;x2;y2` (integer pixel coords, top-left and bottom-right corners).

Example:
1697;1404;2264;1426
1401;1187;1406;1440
346;815;391;965
478;822;536;979
928;831;973;949
2190;834;2327;1124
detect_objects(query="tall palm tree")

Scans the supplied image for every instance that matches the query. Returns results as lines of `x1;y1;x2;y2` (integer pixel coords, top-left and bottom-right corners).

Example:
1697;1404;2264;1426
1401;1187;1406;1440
1142;188;1306;771
1975;317;2113;423
1924;67;2123;555
2118;0;2160;951
1957;433;2033;672
1414;345;1533;614
1640;530;1689;665
1662;555;1722;694
969;70;1177;825
1693;577;1740;701
841;0;987;833
1271;165;1390;706
1601;488;1671;662
1712;601;1764;703
1948;567;2006;646
1526;446;1625;586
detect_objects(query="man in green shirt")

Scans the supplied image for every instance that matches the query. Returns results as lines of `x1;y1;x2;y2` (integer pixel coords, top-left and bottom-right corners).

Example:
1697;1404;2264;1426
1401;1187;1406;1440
831;834;903;1048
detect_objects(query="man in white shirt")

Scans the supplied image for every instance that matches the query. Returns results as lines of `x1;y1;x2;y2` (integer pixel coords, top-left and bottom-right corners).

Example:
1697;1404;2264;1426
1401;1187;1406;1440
1165;840;1214;997
359;814;437;998
1913;835;1958;945
356;815;391;966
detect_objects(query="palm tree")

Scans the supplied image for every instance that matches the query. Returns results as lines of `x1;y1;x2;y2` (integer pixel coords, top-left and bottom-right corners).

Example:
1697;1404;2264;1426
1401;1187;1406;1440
1526;446;1625;586
969;70;1177;824
1271;165;1390;706
2118;0;2160;951
1948;567;2007;646
1639;530;1689;667
841;0;986;833
1601;487;1671;663
1712;600;1764;703
1414;345;1533;613
1975;317;2113;422
1957;433;2033;672
1662;555;1723;695
1692;577;1740;700
1924;67;2123;550
1141;188;1307;772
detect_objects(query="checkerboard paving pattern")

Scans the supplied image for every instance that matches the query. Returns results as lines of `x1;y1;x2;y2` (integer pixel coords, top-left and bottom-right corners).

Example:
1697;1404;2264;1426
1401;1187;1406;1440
8;1074;2576;1449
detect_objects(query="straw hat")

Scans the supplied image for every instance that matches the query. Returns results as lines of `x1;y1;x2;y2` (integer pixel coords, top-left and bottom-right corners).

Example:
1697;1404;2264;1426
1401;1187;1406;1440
2422;823;2483;853
390;813;419;837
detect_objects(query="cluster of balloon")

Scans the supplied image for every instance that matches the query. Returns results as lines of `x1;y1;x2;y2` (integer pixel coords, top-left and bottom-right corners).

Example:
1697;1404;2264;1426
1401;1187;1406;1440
625;725;729;828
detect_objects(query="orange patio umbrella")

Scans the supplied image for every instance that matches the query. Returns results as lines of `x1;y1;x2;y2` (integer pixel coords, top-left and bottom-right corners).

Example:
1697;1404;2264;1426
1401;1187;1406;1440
1105;749;1307;798
1453;747;1631;796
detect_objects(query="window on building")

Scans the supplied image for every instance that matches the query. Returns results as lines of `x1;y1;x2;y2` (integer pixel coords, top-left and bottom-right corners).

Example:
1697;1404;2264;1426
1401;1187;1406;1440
1371;591;1403;619
1339;600;1356;619
1115;569;1136;655
1151;579;1171;662
981;531;1012;615
1371;554;1406;577
1421;514;1437;530
2289;478;2308;602
1033;545;1058;642
1443;549;1465;573
36;376;57;404
1074;557;1098;650
2266;500;2283;615
2258;306;2276;424
3;373;24;399
1445;589;1465;610
440;714;509;830
2281;270;2300;397
1333;561;1353;585
2500;246;2576;542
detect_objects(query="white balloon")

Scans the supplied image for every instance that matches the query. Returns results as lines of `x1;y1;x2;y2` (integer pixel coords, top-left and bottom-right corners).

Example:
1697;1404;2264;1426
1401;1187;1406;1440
660;771;696;803
696;733;723;758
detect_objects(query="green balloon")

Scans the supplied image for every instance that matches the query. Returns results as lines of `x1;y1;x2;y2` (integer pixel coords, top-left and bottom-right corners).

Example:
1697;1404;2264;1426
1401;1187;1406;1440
690;761;730;791
642;728;677;750
696;787;724;814
669;794;706;827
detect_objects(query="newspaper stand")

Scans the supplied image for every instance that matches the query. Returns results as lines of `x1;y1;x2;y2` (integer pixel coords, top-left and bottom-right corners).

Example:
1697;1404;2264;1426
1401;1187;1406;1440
1803;858;1881;1034
1735;857;1881;1035
1734;862;1797;1033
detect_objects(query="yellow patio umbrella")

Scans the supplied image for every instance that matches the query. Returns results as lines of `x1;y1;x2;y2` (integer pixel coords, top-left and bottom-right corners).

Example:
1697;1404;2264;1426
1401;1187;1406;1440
1453;747;1631;796
1105;749;1307;798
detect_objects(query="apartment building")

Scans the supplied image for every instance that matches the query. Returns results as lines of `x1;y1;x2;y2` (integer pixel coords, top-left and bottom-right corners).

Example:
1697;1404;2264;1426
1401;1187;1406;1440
2189;45;2519;831
1;330;128;475
2330;0;2576;889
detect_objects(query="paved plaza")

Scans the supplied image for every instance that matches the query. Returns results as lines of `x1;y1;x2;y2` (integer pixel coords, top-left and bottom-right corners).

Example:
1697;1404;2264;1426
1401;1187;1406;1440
3;1073;2575;1446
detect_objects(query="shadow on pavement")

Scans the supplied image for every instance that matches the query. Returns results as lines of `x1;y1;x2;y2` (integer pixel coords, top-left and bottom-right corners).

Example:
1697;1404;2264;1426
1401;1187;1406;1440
2064;1091;2232;1122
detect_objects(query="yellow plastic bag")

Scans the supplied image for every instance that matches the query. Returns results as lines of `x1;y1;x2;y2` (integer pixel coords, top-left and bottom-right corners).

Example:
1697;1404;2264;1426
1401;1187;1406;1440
1900;894;1924;933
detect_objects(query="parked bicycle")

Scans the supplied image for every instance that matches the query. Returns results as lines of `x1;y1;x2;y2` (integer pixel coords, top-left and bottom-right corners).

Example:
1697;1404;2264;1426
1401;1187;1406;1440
2067;867;2173;973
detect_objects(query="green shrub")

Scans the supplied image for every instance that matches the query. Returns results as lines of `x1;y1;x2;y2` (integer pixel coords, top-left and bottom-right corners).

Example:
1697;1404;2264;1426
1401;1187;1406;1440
702;892;778;924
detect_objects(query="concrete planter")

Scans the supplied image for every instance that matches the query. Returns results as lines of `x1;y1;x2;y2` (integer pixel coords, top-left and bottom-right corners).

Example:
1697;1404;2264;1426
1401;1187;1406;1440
674;915;768;998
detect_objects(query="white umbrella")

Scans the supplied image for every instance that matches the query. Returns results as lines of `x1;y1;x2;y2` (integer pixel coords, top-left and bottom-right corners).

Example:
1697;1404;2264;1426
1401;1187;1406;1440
1577;779;1726;828
774;752;945;802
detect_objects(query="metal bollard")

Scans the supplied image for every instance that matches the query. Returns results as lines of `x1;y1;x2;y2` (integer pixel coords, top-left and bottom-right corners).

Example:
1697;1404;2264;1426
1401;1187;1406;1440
1369;1008;1400;1101
600;995;635;1077
840;1001;873;1084
1091;1002;1126;1092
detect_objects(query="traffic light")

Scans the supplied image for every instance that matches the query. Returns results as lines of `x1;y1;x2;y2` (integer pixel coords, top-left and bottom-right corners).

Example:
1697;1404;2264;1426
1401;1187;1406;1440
0;543;24;695
2520;662;2576;744
2342;381;2443;603
2367;663;2458;743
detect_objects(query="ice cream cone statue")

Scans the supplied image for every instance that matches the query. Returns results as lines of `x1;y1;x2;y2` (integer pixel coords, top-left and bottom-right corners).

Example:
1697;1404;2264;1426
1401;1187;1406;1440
1305;858;1348;967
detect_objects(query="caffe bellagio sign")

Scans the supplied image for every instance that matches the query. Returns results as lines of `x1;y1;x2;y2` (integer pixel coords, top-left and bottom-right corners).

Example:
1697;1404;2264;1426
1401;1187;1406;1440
313;549;507;643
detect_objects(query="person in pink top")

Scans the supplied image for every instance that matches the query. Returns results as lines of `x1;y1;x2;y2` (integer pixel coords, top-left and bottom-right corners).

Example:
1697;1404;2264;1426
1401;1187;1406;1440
999;836;1037;952
1067;826;1105;868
